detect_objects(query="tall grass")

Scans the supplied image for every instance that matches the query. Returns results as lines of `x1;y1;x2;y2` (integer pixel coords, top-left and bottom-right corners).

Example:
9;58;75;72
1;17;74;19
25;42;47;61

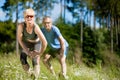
0;53;120;80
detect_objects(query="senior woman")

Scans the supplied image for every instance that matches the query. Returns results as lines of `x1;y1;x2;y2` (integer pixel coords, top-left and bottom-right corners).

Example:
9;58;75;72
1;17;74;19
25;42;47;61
17;8;47;79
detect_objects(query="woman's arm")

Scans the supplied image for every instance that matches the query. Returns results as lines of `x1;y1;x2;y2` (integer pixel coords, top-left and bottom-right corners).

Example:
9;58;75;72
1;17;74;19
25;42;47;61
17;23;30;55
27;37;39;43
34;24;47;56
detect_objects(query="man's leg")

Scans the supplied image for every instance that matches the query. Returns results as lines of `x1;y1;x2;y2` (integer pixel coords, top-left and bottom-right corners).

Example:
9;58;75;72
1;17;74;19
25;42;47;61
59;56;67;77
43;54;55;75
59;47;69;79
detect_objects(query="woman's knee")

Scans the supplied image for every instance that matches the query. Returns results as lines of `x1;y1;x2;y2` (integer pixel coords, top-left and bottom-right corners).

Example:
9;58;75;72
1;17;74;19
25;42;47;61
32;56;40;66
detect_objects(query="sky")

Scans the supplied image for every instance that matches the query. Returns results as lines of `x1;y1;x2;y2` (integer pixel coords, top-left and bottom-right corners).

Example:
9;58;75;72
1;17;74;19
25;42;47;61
0;0;6;21
0;0;99;27
0;0;72;23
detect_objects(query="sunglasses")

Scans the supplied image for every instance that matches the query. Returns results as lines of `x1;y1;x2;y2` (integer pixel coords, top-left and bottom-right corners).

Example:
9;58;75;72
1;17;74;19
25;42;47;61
44;22;51;24
26;15;34;18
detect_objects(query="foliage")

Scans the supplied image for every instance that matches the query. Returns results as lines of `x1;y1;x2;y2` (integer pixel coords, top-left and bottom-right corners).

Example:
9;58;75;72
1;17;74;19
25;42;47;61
0;21;16;53
82;27;103;67
55;17;80;48
66;0;86;23
1;0;32;21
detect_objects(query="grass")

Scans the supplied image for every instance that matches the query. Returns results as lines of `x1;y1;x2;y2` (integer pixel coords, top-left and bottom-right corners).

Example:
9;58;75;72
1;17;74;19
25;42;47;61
0;53;120;80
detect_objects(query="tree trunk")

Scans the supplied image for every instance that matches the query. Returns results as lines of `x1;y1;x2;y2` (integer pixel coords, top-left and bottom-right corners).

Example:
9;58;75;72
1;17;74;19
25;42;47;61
106;15;109;29
110;17;114;53
93;11;96;30
60;0;63;20
89;11;92;27
80;10;83;52
16;2;19;56
63;0;66;23
118;18;120;48
115;17;118;46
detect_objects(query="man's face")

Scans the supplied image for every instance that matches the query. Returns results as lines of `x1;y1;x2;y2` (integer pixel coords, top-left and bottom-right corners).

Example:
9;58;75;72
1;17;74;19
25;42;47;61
43;18;52;31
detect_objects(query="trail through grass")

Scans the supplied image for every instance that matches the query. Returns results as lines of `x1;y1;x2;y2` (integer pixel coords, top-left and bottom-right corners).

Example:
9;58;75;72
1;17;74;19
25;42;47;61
0;53;120;80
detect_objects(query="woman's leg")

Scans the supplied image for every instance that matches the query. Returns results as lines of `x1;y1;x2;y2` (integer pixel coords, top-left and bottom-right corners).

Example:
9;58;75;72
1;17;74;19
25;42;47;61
32;55;40;79
20;52;30;72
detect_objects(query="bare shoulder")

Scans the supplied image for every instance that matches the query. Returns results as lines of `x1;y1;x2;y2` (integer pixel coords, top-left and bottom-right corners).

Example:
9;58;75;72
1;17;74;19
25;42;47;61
34;23;42;35
34;23;39;28
34;23;41;31
17;22;24;32
18;22;24;26
18;22;25;28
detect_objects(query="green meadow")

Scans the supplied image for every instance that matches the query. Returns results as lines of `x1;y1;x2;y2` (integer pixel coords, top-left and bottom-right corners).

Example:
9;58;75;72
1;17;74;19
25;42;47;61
0;52;120;80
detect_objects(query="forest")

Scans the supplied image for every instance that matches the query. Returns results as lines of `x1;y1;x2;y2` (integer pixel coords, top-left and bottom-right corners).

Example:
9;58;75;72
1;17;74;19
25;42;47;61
0;0;120;80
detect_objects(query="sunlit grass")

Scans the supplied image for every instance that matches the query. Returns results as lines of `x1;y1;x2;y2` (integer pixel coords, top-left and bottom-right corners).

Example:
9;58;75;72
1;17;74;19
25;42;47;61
0;53;120;80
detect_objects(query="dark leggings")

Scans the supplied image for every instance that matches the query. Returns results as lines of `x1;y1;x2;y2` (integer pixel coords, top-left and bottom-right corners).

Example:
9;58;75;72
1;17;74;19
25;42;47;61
20;42;40;66
20;52;38;66
20;52;28;65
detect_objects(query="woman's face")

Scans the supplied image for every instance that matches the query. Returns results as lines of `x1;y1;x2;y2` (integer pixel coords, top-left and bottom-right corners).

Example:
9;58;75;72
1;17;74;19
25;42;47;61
24;12;35;25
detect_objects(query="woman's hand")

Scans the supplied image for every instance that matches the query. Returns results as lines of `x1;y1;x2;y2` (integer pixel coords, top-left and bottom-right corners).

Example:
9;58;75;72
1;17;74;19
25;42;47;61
28;50;39;59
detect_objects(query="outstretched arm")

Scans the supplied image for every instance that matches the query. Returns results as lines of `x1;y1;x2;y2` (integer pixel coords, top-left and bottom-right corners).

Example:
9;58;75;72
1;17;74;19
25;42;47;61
58;35;65;57
34;24;47;56
17;23;30;55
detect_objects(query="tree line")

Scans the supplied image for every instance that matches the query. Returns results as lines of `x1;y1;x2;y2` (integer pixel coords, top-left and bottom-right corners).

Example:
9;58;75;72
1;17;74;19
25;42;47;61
0;0;120;67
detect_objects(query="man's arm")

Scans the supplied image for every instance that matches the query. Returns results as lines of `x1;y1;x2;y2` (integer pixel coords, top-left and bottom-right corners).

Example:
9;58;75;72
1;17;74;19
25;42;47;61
58;35;65;57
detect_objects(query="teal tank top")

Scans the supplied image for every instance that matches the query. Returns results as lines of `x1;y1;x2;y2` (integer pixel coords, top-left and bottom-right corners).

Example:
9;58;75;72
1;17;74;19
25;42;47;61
22;22;37;43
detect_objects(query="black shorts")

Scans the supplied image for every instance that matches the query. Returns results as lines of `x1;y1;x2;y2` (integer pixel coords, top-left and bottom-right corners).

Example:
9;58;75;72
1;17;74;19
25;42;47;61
43;47;59;58
44;47;69;58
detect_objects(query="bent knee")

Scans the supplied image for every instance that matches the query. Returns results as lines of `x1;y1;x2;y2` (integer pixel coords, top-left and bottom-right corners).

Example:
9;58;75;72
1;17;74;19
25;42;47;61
32;57;40;66
60;57;66;63
43;58;48;64
44;54;51;59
